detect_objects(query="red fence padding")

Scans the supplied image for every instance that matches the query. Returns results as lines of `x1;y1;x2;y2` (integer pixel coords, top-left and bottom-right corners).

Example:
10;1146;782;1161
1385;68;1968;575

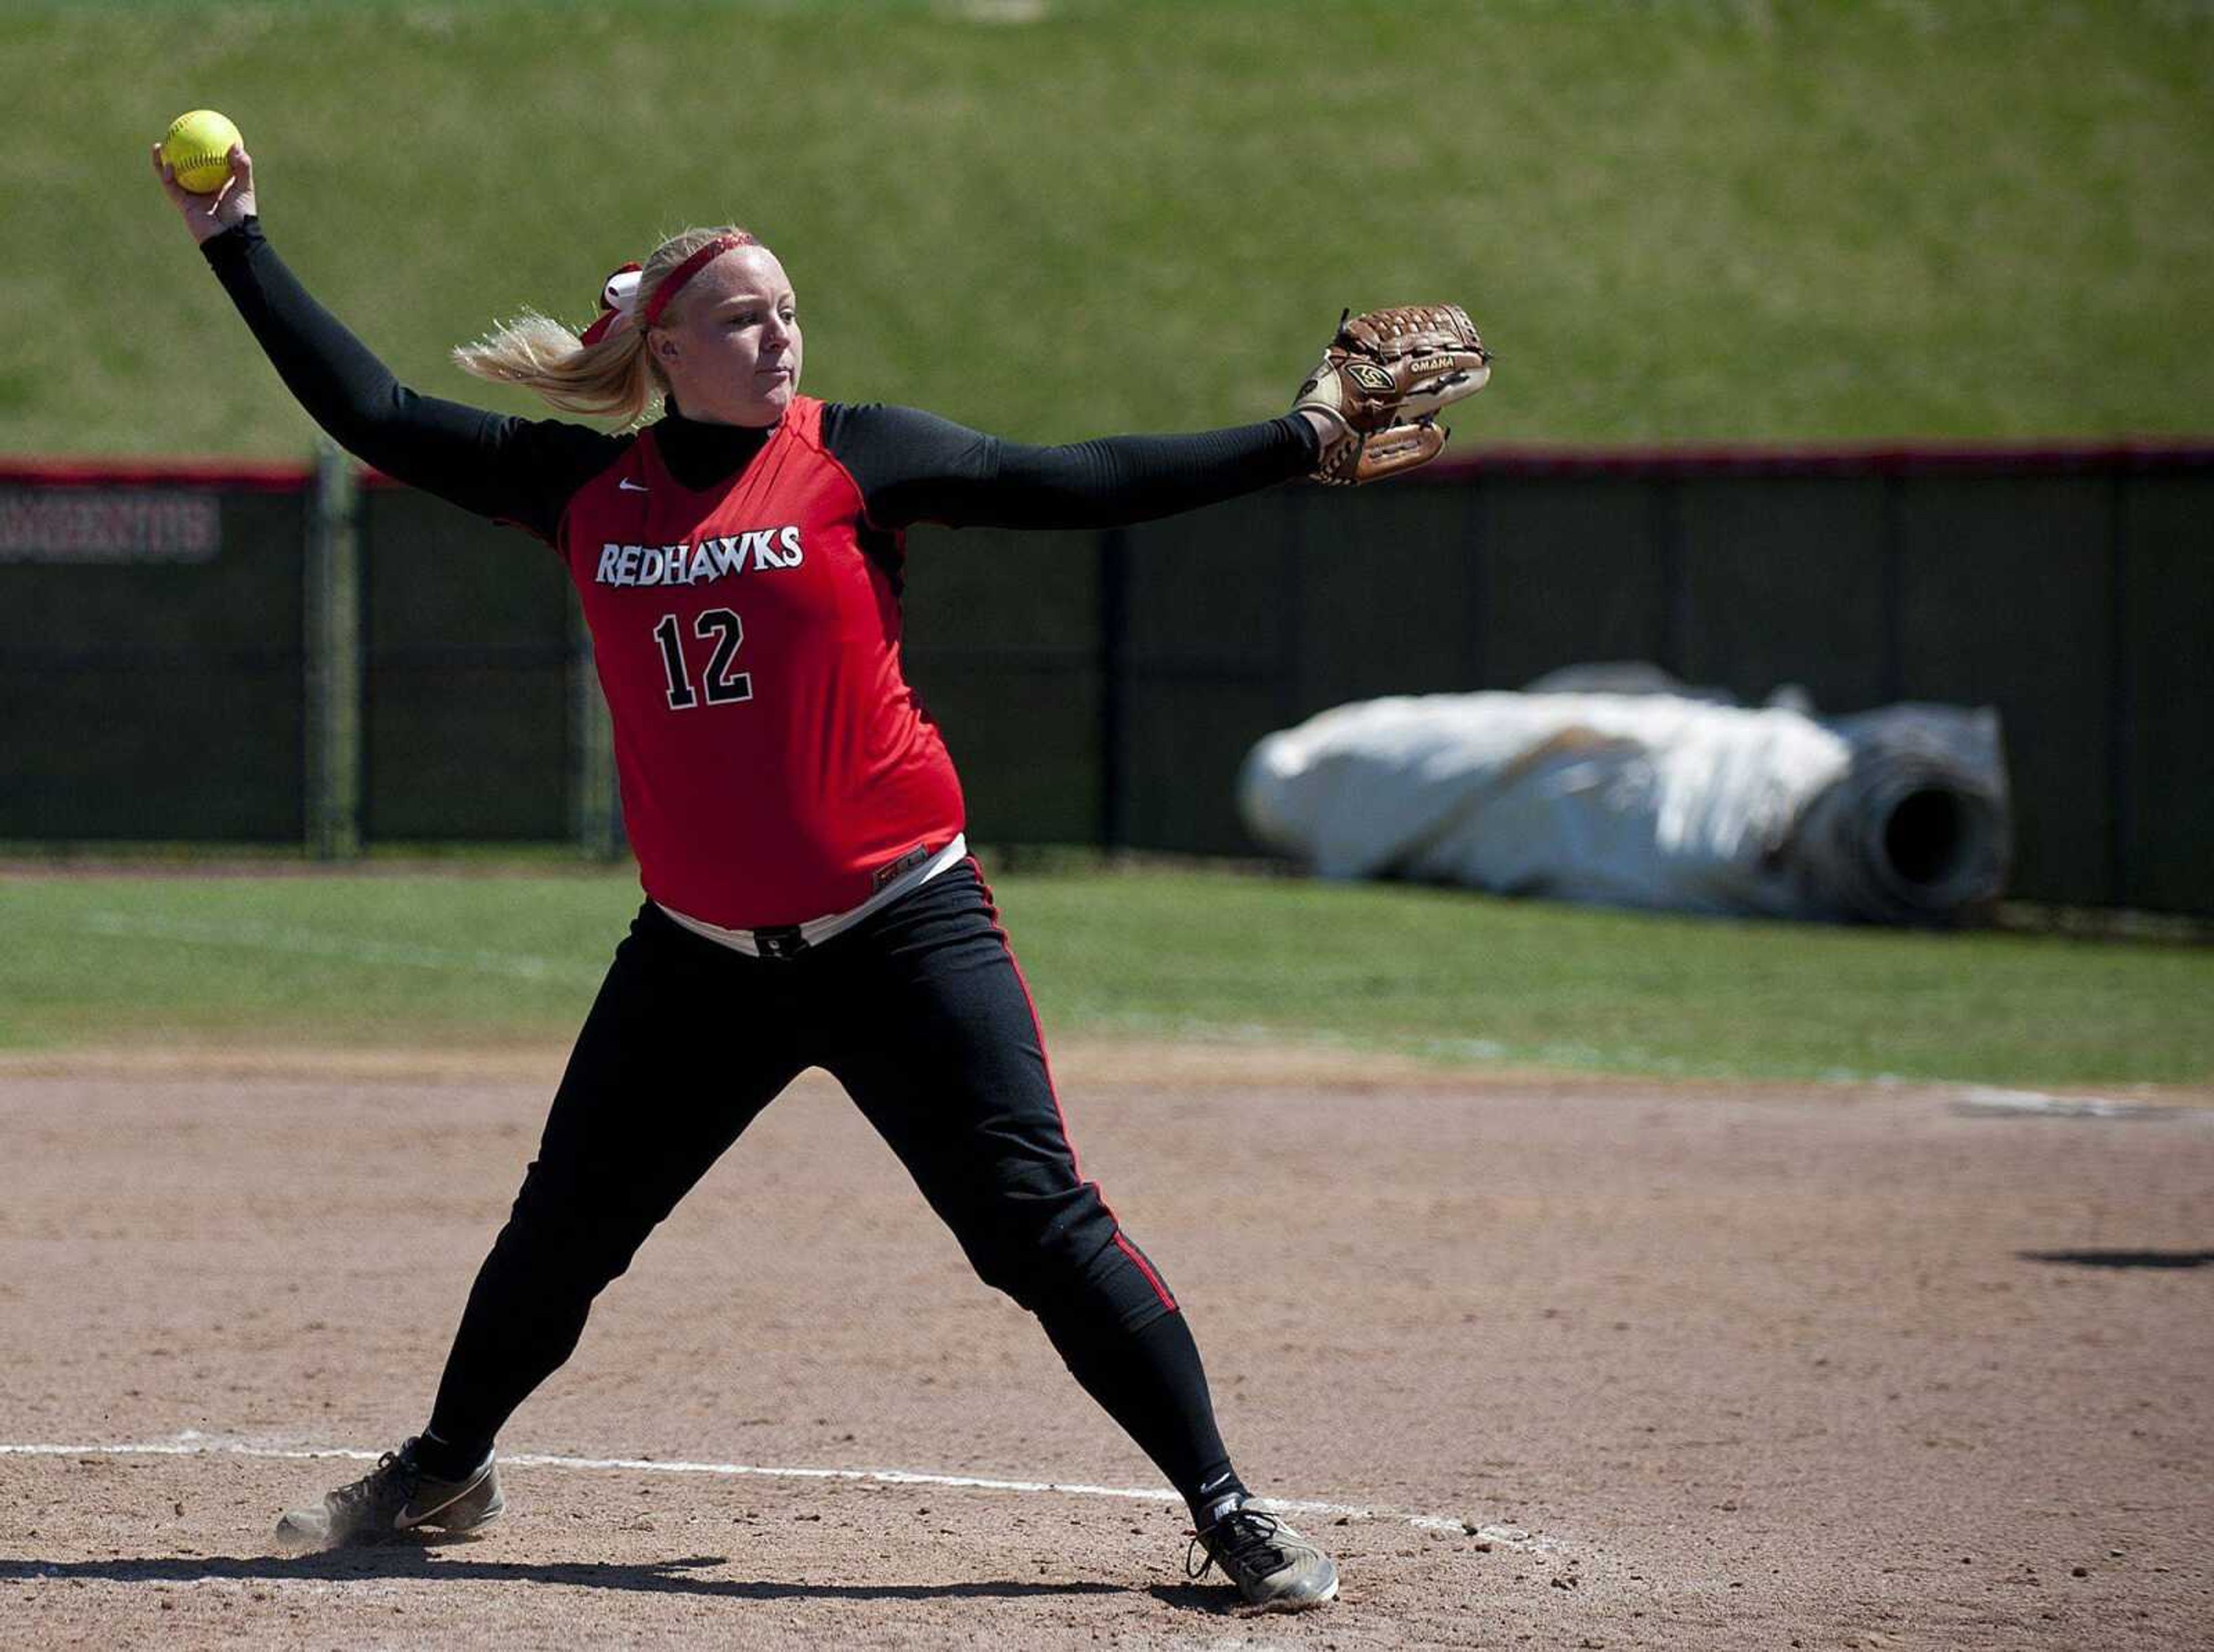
351;437;2214;485
1416;438;2214;480
8;440;2212;493
0;457;314;492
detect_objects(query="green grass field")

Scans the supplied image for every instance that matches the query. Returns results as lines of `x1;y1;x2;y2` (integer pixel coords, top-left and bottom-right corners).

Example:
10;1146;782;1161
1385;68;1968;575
6;7;2209;1092
5;0;2210;457
4;865;2208;1087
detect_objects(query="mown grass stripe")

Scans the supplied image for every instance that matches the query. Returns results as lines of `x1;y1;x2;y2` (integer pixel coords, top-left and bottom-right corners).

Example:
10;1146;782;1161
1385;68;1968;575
4;868;2207;1087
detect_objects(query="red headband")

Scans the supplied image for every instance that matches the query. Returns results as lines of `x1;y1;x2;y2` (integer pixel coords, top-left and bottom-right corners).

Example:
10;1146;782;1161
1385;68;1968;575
642;232;758;327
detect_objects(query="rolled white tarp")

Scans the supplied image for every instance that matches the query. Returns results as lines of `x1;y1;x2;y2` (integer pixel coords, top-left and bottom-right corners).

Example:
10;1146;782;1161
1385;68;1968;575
1237;675;2010;925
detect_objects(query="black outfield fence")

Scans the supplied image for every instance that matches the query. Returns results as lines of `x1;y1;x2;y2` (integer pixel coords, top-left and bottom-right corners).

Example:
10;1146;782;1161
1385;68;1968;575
906;443;2214;915
2;443;2208;915
356;481;582;844
0;459;312;842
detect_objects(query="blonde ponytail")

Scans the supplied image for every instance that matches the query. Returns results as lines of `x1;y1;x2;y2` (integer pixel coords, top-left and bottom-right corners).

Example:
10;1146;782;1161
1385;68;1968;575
452;310;657;421
452;225;758;424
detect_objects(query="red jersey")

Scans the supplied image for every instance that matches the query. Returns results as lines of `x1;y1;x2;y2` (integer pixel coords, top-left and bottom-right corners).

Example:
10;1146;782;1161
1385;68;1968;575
558;395;964;927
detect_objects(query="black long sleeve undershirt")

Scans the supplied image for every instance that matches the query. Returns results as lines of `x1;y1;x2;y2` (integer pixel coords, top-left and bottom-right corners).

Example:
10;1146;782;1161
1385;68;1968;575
201;218;1319;543
202;218;616;541
818;403;1319;532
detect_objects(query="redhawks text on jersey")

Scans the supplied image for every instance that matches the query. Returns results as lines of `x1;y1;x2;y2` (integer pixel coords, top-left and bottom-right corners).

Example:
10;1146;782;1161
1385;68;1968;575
559;396;965;929
592;525;804;587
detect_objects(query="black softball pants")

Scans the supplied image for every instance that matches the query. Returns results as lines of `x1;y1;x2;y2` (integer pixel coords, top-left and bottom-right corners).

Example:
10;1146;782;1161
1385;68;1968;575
423;861;1238;1508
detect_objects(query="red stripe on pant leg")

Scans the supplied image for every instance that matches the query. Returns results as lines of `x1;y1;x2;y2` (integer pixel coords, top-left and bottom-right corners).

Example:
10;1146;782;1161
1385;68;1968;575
966;859;1081;1174
1113;1233;1178;1314
968;858;1178;1316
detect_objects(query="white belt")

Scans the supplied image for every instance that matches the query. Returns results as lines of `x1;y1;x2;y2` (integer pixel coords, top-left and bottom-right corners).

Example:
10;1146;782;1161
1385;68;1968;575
655;834;967;958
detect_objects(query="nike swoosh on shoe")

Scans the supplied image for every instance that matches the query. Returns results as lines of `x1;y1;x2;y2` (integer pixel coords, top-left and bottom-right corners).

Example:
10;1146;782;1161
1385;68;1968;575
396;1471;491;1529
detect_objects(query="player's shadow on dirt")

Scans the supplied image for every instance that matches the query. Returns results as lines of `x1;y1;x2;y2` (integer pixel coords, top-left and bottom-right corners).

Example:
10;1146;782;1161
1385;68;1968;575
0;1553;1125;1603
2018;1248;2214;1269
1147;1581;1251;1615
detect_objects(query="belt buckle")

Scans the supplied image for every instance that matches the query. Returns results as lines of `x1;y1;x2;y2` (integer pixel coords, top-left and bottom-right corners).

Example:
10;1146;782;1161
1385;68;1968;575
752;925;807;960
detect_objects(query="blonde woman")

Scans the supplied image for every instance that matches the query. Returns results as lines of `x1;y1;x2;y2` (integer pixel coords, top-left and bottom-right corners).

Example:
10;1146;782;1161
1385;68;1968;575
157;139;1343;1610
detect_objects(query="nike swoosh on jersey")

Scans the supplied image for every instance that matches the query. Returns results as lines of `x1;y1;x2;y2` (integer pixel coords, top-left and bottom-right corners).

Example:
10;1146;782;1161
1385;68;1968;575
619;479;650;493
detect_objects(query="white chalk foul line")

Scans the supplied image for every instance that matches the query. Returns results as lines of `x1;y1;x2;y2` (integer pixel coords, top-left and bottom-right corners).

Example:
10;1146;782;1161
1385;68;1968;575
0;1433;1550;1552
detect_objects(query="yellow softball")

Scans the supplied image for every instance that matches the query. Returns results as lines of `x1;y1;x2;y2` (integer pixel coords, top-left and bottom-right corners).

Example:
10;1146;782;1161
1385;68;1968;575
161;110;242;194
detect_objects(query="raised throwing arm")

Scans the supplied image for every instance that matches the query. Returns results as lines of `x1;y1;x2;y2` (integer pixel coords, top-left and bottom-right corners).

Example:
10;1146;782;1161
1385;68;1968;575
154;141;616;540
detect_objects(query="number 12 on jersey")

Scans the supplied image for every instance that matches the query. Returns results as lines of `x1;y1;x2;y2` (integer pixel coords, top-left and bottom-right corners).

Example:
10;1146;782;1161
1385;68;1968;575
653;608;752;710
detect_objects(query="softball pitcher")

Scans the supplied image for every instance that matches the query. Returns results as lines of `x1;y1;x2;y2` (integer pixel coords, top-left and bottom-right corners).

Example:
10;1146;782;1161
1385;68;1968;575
156;136;1486;1612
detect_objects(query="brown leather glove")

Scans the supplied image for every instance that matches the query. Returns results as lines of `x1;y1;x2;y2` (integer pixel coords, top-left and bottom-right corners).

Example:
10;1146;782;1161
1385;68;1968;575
1293;304;1493;484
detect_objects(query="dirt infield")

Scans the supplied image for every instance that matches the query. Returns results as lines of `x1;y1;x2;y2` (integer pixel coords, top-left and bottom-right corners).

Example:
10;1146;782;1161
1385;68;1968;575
2;1044;2208;1649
